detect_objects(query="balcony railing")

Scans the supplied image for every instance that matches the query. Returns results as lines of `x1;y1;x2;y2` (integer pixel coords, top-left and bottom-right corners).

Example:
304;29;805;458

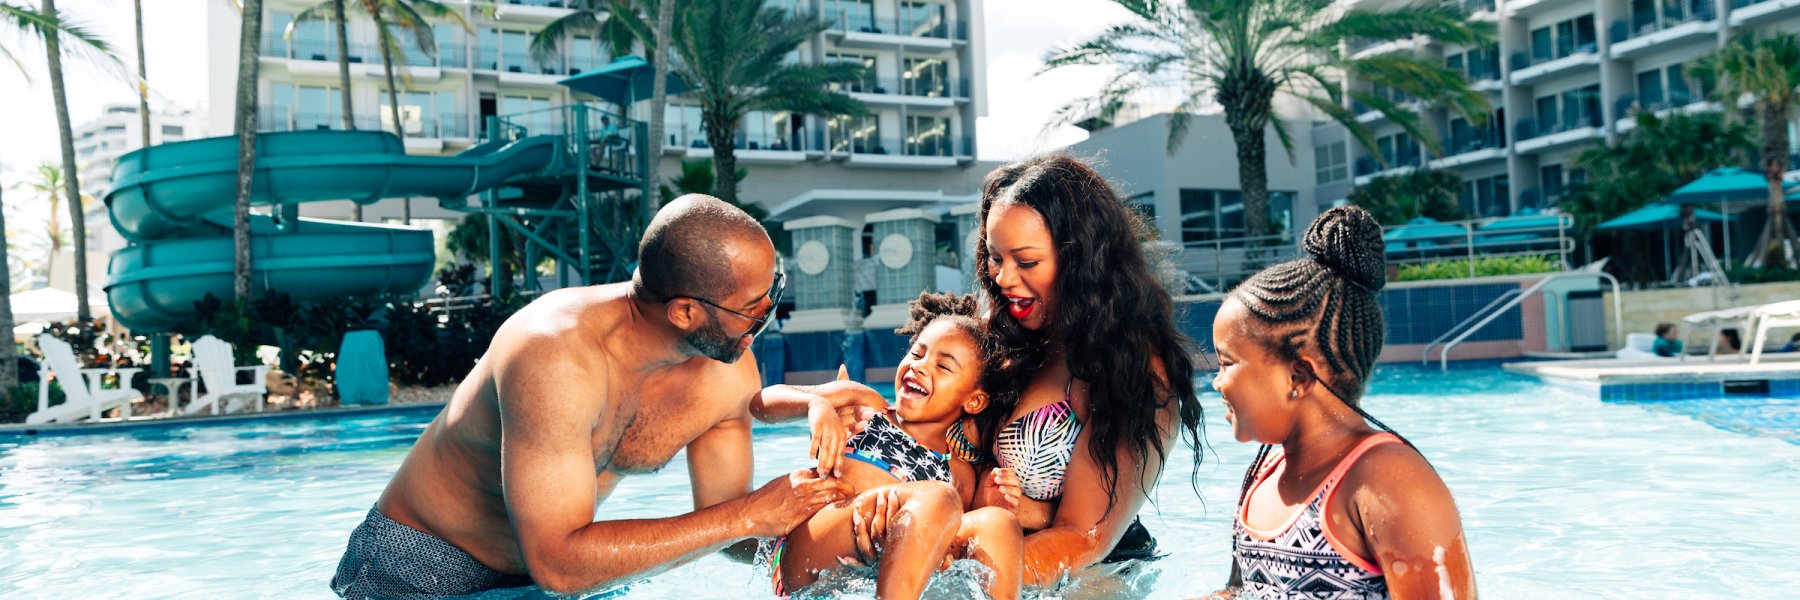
1609;0;1715;43
1514;112;1602;140
1732;0;1773;7
1510;41;1598;71
260;106;470;139
264;36;468;69
1442;127;1505;155
840;76;970;98
668;127;819;152
1441;0;1497;16
828;134;972;157
1617;89;1699;116
499;51;565;76
823;12;970;40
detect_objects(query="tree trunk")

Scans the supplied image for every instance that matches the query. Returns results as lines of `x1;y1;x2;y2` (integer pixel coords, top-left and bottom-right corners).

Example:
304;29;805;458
646;0;675;211
703;110;740;204
1755;102;1797;269
134;0;151;149
1218;69;1277;242
336;0;361;222
378;24;409;225
0;179;18;391
43;0;91;322
235;0;265;301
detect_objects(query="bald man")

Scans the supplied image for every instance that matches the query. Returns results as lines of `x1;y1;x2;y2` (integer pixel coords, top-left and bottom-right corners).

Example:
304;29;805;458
332;195;866;599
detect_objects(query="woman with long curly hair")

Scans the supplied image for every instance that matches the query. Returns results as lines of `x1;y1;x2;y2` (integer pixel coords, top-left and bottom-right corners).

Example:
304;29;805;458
965;154;1206;585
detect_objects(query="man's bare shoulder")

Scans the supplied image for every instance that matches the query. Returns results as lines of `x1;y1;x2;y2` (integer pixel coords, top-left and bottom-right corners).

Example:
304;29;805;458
490;285;630;352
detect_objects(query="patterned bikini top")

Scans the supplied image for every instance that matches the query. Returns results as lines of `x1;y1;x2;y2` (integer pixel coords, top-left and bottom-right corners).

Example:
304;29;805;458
1232;434;1399;599
994;380;1083;501
842;413;952;484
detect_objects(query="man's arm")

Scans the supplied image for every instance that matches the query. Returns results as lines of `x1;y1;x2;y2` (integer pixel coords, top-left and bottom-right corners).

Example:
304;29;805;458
495;339;843;595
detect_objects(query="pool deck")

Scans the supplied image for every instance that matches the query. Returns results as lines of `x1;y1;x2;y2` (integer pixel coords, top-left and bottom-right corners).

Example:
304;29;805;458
0;401;447;438
1503;354;1800;401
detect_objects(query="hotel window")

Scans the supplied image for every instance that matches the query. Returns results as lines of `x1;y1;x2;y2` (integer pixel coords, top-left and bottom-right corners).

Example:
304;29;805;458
1460;174;1510;217
1539;164;1564;204
501;95;555;134
900;1;947;37
903;57;948;97
828;0;875;32
1527;15;1596;62
1179;189;1296;244
1315;142;1347;184
828;53;879;93
478;29;500;71
829;113;880;153
905;115;949;156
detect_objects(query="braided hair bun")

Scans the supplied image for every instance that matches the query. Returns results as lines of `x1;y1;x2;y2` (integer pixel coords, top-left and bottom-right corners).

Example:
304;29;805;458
895;291;980;338
1302;206;1387;293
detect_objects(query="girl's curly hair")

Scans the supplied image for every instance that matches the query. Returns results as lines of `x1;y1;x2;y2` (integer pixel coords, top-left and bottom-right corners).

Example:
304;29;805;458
894;291;1000;393
973;154;1205;516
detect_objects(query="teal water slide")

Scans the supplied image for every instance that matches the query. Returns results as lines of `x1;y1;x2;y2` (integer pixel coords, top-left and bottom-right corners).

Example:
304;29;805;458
104;129;562;332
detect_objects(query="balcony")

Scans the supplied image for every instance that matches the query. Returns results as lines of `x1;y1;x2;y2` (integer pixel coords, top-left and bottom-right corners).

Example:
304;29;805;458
842;77;971;108
262;37;465;78
824;12;969;50
1348;36;1421;60
1431;127;1507;169
1352;153;1423;186
832;134;974;169
1613;91;1719;132
1608;1;1719;59
1352;87;1417;124
488;0;574;23
1513;113;1602;154
1507;0;1580;18
673;129;813;165
1509;45;1600;86
1730;0;1800;27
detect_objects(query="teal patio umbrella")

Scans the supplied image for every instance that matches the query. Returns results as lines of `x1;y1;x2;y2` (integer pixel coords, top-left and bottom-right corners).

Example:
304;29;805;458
1662;167;1789;265
1598;204;1730;230
1384;216;1468;243
557;56;689;107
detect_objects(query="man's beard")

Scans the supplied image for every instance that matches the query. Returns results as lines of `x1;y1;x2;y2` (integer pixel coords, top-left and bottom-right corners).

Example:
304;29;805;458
685;318;747;363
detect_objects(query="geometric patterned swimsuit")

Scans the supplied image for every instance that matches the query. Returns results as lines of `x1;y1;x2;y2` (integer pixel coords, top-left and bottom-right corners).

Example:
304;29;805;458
1233;433;1399;599
993;380;1083;501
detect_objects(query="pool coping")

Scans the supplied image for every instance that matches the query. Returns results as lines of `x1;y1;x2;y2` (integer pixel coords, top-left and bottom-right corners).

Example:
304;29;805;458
0;402;447;438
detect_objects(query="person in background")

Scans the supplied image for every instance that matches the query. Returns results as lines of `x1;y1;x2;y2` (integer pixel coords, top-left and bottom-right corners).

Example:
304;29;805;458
854;234;878;318
1780;332;1800;353
1718;328;1743;355
1653;323;1684;358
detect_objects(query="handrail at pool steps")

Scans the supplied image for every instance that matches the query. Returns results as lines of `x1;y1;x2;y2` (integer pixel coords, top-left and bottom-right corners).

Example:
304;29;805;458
1424;271;1623;371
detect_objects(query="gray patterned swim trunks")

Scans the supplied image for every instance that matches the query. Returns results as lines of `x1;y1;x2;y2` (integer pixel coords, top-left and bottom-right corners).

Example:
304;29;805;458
331;507;533;599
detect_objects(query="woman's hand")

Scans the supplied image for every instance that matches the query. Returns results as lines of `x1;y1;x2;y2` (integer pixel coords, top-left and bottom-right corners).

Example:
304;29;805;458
985;468;1023;512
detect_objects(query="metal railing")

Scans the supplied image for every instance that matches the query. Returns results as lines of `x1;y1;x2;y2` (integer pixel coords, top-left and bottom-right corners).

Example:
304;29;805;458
1610;0;1715;42
667;127;818;152
1423;271;1622;370
1443;126;1505;156
1514;112;1602;141
264;36;466;69
825;134;971;157
1381;214;1576;273
1441;0;1497;15
259;107;471;139
823;12;970;40
839;76;970;98
1511;41;1598;71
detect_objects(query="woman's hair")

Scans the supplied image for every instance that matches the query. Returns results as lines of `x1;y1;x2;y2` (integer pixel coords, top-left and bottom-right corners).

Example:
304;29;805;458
1228;205;1388;405
1655;323;1677;337
974;154;1204;514
894;292;998;393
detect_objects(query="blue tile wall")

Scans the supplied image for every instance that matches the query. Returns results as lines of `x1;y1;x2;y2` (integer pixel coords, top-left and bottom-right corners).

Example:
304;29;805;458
1601;378;1800;402
781;330;848;373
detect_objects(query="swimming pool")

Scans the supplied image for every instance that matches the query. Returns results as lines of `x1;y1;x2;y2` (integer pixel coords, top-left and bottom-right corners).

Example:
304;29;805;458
2;364;1797;598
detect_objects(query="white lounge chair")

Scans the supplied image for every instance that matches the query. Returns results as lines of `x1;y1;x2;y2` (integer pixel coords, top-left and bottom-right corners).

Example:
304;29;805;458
184;335;269;415
27;334;144;424
1749;299;1800;365
1615;333;1667;360
1680;304;1759;361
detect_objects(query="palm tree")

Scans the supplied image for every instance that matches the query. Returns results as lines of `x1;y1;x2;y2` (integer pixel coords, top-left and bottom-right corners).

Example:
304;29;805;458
16;163;74;285
0;171;13;392
364;0;468;224
1046;0;1493;239
1692;32;1800;269
1348;168;1467;226
287;0;359;219
133;0;149;148
234;0;265;301
532;0;676;209
41;0;120;321
669;0;867;204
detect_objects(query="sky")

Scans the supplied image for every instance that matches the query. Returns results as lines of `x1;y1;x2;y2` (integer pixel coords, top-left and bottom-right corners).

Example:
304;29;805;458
0;0;1137;205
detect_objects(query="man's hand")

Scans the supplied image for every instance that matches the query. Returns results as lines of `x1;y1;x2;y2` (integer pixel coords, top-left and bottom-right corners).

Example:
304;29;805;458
815;365;887;435
846;486;906;566
739;470;851;538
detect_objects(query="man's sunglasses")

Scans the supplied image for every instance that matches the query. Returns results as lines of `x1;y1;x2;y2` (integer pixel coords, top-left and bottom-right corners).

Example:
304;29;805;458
664;271;786;339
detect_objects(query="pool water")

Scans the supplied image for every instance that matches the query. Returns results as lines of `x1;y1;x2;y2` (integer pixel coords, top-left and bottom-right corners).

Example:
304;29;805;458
3;365;1799;598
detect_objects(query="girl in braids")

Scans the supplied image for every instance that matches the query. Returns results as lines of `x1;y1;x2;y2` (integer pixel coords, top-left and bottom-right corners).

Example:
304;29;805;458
1207;206;1475;599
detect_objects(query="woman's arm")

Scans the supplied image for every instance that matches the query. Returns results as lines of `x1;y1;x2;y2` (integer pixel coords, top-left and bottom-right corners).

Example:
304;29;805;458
1349;445;1477;600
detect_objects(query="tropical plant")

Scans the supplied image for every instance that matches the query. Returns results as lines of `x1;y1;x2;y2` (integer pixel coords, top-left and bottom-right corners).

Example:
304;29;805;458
13;163;77;284
1396;255;1560;281
1349;168;1467;226
0;165;13;392
28;0;120;321
364;0;469;223
234;0;264;301
1045;0;1493;238
668;0;867;204
1692;31;1800;269
1562;111;1754;282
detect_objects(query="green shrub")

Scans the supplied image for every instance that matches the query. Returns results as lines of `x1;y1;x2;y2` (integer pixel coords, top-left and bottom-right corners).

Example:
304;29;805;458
1724;266;1800;285
2;382;67;424
1397;255;1562;281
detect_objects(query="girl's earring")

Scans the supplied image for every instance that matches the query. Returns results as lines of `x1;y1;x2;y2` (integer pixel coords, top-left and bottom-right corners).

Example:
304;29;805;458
1290;389;1300;398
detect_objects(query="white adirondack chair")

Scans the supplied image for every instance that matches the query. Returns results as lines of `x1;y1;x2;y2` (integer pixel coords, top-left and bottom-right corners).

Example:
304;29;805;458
27;334;144;424
184;335;269;415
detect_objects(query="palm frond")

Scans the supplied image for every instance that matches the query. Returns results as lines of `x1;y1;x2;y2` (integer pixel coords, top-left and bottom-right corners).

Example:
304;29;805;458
531;10;601;63
1304;92;1381;164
